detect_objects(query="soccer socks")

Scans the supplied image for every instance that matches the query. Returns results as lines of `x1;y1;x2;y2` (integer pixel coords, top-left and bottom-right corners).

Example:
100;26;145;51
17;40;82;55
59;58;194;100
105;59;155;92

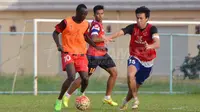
65;92;71;98
81;92;85;96
104;95;111;100
134;97;138;101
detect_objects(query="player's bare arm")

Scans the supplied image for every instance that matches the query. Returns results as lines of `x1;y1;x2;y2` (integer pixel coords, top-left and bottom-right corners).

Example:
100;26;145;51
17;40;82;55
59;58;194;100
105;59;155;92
145;33;160;50
84;34;97;47
52;19;67;52
52;30;63;52
91;34;105;42
84;23;97;47
52;30;60;47
91;34;113;44
84;34;107;51
102;30;124;44
108;30;124;39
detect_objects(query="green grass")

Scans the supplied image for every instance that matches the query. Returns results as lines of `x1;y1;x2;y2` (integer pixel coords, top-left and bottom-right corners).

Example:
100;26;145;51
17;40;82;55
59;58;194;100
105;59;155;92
1;75;200;93
1;75;200;111
0;94;200;112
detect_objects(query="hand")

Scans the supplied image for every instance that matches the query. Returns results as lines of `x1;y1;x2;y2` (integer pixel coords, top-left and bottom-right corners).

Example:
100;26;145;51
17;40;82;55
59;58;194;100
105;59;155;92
57;45;64;52
95;46;108;51
145;41;153;50
102;35;114;44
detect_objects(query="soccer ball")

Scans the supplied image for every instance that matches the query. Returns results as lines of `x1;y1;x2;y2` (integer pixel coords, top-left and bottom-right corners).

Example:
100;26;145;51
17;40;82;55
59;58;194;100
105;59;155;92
75;95;90;111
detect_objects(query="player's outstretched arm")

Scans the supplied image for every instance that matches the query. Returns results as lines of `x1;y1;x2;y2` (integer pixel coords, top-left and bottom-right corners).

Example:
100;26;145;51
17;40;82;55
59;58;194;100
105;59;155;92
109;30;125;39
105;24;133;41
104;30;124;43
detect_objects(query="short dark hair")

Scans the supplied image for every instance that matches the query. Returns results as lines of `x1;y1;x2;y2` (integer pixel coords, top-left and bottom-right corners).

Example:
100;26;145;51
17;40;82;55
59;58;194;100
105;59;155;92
135;6;150;18
76;4;87;12
93;5;104;14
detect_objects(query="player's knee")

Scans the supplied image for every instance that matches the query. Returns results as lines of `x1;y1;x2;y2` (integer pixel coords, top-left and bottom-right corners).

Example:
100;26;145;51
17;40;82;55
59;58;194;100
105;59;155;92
127;77;131;84
81;75;89;85
83;75;89;82
109;67;118;77
128;72;135;78
127;74;135;83
111;70;117;78
68;75;75;82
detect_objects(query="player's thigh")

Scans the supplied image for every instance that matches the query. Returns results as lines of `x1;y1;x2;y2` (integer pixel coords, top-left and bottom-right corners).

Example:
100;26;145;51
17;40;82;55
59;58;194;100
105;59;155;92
135;66;152;85
127;56;140;78
61;53;76;78
128;66;137;79
105;66;117;77
74;55;88;73
99;54;116;71
65;63;76;79
78;71;89;80
61;52;74;71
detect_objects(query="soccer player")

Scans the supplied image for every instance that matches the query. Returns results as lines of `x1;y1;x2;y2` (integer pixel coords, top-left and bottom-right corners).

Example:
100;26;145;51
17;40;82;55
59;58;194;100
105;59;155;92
53;4;105;111
63;5;118;107
105;6;160;110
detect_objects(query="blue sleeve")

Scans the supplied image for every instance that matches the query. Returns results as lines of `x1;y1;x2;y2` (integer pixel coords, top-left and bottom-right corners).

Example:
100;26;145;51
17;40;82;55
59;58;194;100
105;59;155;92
91;24;100;36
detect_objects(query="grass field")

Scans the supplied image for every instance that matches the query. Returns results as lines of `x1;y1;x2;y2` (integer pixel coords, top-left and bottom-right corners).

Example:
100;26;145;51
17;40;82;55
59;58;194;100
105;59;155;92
0;75;200;112
0;94;200;112
1;75;200;93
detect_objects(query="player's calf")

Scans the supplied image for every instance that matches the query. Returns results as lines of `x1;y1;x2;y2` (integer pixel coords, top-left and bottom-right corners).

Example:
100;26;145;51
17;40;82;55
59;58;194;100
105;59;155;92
80;73;89;93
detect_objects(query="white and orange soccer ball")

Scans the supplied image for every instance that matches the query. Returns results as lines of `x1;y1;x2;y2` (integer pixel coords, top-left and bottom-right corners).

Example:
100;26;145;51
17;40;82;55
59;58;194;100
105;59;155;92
75;95;90;111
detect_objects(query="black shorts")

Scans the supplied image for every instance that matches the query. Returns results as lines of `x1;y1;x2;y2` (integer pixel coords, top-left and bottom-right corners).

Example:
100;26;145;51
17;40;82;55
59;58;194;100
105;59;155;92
87;54;116;73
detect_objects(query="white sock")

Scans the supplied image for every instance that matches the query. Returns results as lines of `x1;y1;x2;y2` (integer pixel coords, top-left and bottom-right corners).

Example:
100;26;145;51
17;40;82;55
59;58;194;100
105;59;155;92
104;95;111;100
81;92;85;96
134;97;139;101
65;92;71;98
